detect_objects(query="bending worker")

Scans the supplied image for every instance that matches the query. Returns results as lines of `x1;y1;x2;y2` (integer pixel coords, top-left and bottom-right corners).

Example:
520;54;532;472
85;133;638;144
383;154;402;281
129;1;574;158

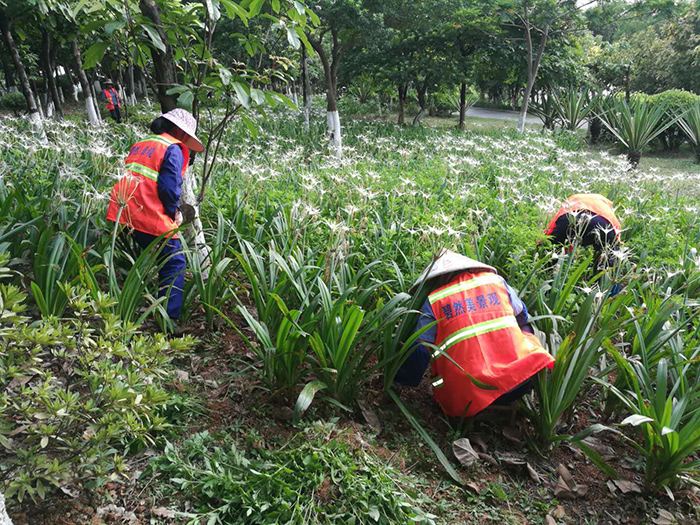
102;79;122;123
105;108;204;322
545;193;622;267
395;250;554;418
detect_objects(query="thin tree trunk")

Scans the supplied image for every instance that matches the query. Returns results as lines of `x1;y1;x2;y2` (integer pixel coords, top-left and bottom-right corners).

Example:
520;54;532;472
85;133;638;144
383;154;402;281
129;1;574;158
397;84;407;124
127;64;137;106
41;29;63;119
139;0;178;112
90;71;103;120
0;16;44;136
517;22;549;133
459;82;467;129
412;82;428;126
63;63;79;102
71;40;100;126
309;34;342;158
301;46;311;133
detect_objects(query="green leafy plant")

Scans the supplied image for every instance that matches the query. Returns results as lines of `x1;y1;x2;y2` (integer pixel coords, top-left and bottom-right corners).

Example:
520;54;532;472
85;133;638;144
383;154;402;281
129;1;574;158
0;275;197;504
552;87;594;131
677;102;700;163
598;98;683;167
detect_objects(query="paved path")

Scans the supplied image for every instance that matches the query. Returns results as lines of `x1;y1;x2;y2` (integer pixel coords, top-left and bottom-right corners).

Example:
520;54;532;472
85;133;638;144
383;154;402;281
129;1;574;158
465;107;540;124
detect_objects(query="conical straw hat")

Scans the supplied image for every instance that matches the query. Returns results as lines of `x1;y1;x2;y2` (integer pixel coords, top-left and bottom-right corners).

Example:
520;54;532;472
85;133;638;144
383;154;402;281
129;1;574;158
409;249;496;295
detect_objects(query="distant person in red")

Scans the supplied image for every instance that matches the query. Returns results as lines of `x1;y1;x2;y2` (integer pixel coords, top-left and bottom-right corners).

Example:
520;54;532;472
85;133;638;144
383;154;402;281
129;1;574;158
102;79;122;123
545;194;622;269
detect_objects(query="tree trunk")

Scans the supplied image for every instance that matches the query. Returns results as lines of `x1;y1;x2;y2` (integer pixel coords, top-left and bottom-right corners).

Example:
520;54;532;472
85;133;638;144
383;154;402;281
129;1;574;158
63;63;78;102
412;82;428;126
127;64;137;106
139;0;178;112
90;71;103;120
518;23;549;133
459;82;467;129
309;33;342;158
0;16;44;136
41;29;63;119
397;84;407;124
301;46;311;133
71;41;100;126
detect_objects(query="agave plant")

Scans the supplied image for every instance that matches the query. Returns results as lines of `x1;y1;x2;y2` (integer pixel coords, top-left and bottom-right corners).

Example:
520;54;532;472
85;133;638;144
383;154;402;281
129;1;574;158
598;98;682;167
677;103;700;163
529;91;558;130
552;87;594;131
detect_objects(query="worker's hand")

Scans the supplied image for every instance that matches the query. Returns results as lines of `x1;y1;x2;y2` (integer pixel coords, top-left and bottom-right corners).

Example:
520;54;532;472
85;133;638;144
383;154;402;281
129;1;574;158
175;210;183;226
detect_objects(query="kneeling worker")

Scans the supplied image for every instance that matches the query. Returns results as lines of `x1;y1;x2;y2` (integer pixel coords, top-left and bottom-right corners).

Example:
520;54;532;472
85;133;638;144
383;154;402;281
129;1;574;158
545;194;622;265
395;250;554;418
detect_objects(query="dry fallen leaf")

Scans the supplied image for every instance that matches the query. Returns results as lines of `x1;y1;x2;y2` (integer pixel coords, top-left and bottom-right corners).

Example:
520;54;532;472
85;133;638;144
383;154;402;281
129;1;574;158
549;505;566;519
174;369;189;382
152;507;176;518
607;480;618;494
555;464;575;488
653;509;676;525
613;480;642;495
499;452;526;466
582;436;616;460
470;434;488;452
526;462;540;484
553;476;576;500
477;452;498;466
357;399;382;435
453;438;479;467
465;482;481;494
545;516;557;525
502;426;522;444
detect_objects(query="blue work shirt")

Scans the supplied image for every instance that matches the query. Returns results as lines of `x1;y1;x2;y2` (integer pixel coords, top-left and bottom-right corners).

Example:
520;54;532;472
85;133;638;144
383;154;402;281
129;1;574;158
157;144;184;220
395;276;533;387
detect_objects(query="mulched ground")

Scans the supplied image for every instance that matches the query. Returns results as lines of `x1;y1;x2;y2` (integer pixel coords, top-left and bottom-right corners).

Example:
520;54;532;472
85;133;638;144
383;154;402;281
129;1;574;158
10;318;700;524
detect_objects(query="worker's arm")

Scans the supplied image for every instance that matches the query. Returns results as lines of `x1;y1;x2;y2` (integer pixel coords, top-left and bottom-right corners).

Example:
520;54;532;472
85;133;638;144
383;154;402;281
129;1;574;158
157;144;184;220
549;214;570;245
394;299;436;387
502;279;534;334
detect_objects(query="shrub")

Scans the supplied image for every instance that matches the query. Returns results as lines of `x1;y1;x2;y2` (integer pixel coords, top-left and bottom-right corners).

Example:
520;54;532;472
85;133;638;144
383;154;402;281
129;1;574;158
0;273;197;504
0;93;26;117
648;89;700;151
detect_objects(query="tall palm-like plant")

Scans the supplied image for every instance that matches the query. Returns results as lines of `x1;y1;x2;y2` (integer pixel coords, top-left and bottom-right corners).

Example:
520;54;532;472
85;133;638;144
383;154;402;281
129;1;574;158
598;99;682;168
677;103;700;163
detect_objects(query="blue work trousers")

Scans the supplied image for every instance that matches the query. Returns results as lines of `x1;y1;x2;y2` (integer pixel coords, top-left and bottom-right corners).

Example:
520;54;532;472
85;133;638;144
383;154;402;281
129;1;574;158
131;230;186;320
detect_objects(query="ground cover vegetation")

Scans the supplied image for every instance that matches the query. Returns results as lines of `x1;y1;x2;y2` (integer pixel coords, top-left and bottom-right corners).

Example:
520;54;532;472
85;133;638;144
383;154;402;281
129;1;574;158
0;0;699;523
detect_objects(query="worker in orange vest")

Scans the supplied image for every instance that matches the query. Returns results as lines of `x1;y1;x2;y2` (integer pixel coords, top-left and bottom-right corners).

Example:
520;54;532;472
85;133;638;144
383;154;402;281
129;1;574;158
105;108;204;322
102;79;122;123
545;194;622;269
395;250;554;418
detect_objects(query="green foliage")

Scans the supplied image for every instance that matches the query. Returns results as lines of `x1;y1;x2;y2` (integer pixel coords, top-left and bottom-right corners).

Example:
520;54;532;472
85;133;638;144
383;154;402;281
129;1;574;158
0;276;197;504
678;103;700;163
598;97;681;167
648;90;700;151
148;426;437;524
0;93;26;116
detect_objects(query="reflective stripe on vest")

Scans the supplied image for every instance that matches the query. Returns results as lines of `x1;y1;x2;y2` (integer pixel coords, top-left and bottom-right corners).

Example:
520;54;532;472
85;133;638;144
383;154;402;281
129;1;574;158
545;194;622;240
434;315;519;357
428;270;554;418
105;133;189;237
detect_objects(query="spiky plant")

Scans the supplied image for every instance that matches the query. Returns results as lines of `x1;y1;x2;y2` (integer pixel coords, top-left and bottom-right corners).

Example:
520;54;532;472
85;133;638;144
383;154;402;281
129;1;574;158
677;103;700;163
598;98;682;168
552;86;594;131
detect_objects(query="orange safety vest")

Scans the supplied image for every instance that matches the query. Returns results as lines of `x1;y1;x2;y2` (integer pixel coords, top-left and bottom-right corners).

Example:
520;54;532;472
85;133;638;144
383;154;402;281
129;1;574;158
428;271;554;417
545;194;622;241
103;88;120;110
105;133;189;238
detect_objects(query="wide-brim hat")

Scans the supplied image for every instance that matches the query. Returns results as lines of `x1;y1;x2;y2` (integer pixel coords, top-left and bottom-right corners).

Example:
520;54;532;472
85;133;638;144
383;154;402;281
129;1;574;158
161;108;204;152
104;79;114;85
408;249;496;295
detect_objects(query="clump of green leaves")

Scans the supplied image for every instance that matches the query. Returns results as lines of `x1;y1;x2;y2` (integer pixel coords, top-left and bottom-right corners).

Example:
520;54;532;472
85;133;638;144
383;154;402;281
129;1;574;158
148;425;437;524
0;279;197;504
